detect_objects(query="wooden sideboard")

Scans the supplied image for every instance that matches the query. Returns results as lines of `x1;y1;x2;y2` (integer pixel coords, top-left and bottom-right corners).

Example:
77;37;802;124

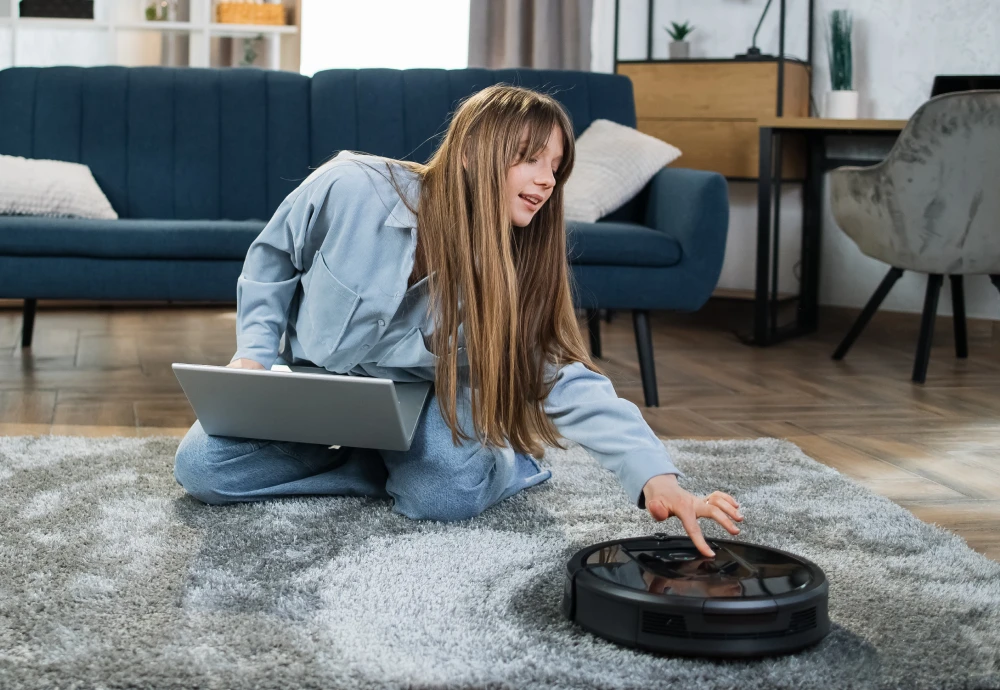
616;59;811;180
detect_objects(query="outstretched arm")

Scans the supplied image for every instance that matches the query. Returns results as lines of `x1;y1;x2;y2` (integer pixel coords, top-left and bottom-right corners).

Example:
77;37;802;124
544;361;743;557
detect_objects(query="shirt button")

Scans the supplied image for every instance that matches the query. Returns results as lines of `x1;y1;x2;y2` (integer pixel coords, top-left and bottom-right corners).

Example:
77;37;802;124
377;319;385;327
362;344;369;349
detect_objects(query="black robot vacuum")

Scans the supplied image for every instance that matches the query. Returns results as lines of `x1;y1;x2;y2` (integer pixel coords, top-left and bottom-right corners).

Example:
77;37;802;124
562;534;830;658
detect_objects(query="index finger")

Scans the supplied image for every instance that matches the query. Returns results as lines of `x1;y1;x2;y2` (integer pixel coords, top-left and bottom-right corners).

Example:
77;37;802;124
678;508;715;558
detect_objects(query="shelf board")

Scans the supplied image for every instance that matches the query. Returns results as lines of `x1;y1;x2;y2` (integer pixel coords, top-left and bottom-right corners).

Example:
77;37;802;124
14;17;110;30
209;22;297;35
115;21;201;32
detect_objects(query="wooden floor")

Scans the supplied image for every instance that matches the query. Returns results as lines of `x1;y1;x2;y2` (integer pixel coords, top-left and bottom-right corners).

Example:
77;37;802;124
2;298;999;562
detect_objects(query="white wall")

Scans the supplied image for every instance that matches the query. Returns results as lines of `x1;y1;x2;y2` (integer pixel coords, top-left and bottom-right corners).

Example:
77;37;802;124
300;0;469;75
593;0;1000;319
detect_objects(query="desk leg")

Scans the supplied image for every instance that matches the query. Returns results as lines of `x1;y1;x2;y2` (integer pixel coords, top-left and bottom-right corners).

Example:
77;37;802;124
798;132;825;333
771;131;785;337
752;127;774;344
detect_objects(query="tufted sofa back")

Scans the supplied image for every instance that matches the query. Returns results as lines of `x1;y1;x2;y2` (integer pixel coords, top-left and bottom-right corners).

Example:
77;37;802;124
0;66;637;221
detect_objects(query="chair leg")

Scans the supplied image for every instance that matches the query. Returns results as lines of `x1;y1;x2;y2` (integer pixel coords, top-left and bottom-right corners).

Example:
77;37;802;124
586;309;602;359
605;309;614;323
22;298;37;349
632;310;659;407
833;267;904;360
913;274;943;384
950;275;968;359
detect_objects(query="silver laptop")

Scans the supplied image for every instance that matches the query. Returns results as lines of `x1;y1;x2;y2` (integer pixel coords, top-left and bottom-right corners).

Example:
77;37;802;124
172;363;432;451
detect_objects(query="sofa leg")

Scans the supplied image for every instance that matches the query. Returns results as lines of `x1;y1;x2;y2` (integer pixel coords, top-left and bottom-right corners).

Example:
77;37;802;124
833;267;903;361
22;298;37;349
632;310;659;407
950;275;968;359
913;274;943;384
586;309;602;359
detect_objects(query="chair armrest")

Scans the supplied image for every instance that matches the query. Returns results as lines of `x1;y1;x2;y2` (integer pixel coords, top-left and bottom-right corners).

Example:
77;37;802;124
642;167;729;304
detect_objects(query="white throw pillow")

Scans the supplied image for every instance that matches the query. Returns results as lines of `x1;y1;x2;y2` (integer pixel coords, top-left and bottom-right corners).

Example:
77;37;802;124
0;154;118;220
563;119;681;223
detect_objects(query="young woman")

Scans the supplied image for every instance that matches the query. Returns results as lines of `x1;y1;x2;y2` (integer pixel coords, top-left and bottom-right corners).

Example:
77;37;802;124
174;84;743;558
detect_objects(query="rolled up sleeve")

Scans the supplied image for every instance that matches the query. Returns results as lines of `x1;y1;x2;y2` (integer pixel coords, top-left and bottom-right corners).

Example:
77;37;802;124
233;171;340;370
543;361;683;508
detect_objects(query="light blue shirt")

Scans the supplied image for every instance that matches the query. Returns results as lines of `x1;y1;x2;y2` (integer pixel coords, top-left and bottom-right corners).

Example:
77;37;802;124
233;151;683;506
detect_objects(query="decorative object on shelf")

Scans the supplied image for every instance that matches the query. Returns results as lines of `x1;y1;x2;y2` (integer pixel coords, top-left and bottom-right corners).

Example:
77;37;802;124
18;0;93;19
824;9;858;119
664;20;693;59
240;33;264;66
144;0;177;21
734;0;774;59
216;0;285;26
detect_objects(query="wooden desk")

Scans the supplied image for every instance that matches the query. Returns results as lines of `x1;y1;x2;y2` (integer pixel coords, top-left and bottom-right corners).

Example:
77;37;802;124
745;118;908;346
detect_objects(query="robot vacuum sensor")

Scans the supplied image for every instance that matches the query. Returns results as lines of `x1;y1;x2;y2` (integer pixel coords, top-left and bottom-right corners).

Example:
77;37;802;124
562;534;830;658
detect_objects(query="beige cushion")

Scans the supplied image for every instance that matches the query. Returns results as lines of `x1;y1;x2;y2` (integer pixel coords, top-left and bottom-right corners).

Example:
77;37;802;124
0;154;118;220
563;119;681;223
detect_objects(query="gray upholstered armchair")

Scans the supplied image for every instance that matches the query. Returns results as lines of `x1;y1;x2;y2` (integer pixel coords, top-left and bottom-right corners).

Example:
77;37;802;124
829;90;1000;383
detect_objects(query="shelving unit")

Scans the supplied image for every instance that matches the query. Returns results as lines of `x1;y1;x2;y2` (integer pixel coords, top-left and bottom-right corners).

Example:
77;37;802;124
0;0;299;70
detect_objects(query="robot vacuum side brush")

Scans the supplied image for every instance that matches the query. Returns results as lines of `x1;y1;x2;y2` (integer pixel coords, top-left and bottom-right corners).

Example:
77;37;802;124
563;535;831;659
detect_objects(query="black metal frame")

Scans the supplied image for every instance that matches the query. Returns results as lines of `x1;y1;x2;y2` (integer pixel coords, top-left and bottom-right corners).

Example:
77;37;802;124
742;124;905;346
614;0;816;115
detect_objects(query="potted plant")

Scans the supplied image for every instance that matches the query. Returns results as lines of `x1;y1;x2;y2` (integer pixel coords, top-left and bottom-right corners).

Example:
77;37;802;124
825;9;858;118
664;21;694;59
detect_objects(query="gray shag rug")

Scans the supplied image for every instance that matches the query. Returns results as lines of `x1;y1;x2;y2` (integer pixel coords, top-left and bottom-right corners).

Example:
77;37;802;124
1;435;999;690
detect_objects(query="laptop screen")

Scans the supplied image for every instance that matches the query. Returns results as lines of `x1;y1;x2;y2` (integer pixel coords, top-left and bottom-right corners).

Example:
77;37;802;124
931;75;1000;96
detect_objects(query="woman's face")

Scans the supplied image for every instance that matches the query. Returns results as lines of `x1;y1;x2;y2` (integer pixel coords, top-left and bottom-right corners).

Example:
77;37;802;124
506;124;564;228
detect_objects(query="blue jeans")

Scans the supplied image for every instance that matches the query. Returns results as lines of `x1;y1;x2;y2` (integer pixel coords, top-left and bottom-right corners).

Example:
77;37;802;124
173;391;552;522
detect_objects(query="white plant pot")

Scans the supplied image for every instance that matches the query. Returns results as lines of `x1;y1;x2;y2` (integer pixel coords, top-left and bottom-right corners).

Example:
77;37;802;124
669;41;690;59
824;90;859;119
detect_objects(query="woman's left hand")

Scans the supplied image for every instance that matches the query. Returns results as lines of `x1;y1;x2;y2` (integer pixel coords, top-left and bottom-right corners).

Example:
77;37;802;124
642;474;743;558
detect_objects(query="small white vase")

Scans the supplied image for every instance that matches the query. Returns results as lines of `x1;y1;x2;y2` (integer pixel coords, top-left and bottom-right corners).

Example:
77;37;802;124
824;90;859;119
669;41;690;59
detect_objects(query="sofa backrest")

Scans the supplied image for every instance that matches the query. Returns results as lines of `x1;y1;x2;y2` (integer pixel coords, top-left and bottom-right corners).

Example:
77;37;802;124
0;66;311;221
0;66;638;222
309;68;636;167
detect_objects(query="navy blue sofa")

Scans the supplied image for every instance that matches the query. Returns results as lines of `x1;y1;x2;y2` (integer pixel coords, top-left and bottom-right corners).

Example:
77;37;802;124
0;66;728;406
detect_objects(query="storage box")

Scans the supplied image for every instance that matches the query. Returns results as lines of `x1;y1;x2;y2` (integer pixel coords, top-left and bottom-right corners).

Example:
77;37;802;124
19;0;94;18
216;2;285;25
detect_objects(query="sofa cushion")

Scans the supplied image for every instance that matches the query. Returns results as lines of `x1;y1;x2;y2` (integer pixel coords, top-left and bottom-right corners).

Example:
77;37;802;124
0;216;264;260
0;216;683;268
567;221;682;268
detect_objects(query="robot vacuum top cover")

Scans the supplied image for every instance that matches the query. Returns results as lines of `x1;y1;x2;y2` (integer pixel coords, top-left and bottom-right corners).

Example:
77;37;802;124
563;534;831;658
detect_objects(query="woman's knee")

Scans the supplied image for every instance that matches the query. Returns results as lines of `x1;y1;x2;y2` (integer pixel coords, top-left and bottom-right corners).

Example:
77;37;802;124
384;447;503;522
173;420;256;505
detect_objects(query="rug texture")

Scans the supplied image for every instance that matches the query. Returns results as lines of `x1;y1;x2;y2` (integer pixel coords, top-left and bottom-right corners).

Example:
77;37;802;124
1;435;999;690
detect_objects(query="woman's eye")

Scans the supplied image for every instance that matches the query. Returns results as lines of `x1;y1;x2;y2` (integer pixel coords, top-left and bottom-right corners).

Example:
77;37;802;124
527;157;538;164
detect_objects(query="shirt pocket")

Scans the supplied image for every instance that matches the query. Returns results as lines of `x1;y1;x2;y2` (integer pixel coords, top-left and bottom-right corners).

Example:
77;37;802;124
297;250;360;363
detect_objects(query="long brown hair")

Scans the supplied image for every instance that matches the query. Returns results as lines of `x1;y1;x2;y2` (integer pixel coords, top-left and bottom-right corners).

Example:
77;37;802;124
360;84;602;457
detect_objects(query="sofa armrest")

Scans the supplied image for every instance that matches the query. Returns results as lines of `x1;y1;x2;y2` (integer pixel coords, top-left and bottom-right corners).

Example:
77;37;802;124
642;167;729;309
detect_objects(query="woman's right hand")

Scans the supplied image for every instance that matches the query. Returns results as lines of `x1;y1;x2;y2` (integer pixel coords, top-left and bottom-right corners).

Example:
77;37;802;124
227;358;266;370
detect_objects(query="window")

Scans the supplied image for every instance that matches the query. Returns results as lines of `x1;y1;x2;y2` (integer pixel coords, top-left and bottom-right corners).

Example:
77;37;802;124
300;0;470;75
